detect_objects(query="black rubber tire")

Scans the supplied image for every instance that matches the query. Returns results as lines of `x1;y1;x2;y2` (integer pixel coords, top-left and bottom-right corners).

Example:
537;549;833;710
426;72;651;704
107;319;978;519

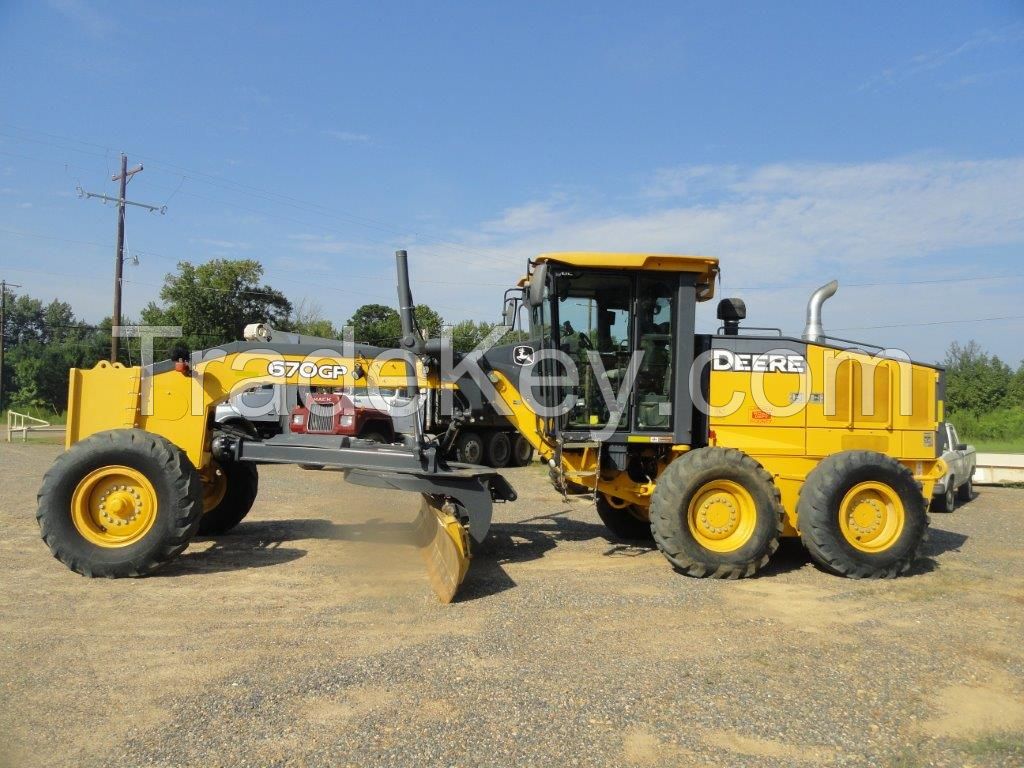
454;431;485;465
596;494;653;541
36;429;203;577
361;432;388;444
485;431;512;468
932;481;956;513
198;461;259;535
956;477;973;503
650;447;783;578
509;434;535;467
798;450;928;578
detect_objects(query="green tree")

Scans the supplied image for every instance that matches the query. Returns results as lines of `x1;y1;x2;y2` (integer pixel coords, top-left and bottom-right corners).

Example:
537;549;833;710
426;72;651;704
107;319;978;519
291;299;338;339
347;303;401;346
414;305;444;339
450;319;496;353
942;340;1012;413
140;259;292;353
345;303;444;347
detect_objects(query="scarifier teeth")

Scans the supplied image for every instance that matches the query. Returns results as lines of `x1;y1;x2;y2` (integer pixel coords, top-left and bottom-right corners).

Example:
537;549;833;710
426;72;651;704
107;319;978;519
414;496;471;603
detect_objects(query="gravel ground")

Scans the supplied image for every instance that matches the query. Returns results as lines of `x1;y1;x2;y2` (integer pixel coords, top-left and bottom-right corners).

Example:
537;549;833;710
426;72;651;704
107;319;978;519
1;440;1022;768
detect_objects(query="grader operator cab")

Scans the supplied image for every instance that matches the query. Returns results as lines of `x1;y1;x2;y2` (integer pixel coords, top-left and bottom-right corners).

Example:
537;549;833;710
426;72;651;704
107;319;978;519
36;250;946;601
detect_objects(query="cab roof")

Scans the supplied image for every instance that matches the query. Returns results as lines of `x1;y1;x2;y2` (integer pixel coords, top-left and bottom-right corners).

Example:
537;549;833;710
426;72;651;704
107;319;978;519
535;252;719;299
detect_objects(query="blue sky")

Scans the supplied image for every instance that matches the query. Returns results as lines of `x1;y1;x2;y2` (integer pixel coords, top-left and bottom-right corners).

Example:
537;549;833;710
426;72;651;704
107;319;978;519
1;1;1023;363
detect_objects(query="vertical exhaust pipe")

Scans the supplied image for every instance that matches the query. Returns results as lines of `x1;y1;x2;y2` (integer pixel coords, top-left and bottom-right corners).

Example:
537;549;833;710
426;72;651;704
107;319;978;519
802;280;838;343
394;249;426;450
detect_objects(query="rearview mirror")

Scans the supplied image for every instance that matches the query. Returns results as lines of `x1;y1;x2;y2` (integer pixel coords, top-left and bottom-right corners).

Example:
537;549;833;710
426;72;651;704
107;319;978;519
502;300;517;327
528;263;548;307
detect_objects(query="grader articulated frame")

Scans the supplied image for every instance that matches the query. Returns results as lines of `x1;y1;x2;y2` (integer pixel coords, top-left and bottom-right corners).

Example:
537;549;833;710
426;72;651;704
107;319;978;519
38;250;946;601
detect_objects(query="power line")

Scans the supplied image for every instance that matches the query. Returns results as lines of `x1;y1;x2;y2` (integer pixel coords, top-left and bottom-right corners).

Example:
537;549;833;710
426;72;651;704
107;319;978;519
833;315;1024;331
77;153;166;361
0;124;523;269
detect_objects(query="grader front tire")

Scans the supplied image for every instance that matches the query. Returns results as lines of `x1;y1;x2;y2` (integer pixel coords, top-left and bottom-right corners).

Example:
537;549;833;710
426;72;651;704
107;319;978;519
36;429;203;577
595;494;653;541
650;447;783;578
198;461;259;535
797;450;928;578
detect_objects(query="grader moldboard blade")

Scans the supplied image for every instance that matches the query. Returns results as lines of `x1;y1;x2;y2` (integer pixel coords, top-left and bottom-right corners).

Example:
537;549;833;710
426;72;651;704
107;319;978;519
414;496;471;603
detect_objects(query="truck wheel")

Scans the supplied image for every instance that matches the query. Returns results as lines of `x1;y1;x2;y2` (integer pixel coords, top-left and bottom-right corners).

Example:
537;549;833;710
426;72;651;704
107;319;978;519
933;480;955;513
798;451;927;578
485;431;512;468
956;477;973;503
454;431;485;464
36;429;203;577
198;461;258;535
596;494;653;541
510;435;535;467
650;447;783;578
361;431;388;444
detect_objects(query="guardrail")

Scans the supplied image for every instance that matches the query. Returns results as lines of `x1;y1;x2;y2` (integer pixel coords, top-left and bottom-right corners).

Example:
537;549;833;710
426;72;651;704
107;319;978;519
975;453;1024;485
5;411;65;442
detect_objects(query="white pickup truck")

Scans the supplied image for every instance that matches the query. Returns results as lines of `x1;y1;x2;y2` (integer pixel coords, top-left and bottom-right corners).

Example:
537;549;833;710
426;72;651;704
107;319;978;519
931;421;977;513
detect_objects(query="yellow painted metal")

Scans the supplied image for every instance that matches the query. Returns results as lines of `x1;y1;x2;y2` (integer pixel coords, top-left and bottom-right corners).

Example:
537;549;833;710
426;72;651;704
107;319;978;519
65;361;141;448
536;252;718;299
70;465;158;548
686;479;757;553
201;463;227;513
414;497;471;603
837;480;905;553
61;250;945;573
601;493;651;522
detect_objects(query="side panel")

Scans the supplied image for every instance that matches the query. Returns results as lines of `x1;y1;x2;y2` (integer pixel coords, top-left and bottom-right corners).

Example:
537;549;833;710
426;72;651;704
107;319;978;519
705;337;943;535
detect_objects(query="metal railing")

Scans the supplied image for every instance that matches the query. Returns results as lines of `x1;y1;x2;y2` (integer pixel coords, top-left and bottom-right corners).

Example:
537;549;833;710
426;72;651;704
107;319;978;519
5;411;63;442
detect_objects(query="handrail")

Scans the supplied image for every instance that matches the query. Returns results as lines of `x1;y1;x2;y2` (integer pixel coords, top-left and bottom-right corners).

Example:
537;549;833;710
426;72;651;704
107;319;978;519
6;410;53;442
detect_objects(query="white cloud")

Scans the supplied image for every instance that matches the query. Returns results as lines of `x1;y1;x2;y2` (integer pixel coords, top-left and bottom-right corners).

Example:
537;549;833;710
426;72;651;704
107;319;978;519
860;23;1024;91
429;156;1024;363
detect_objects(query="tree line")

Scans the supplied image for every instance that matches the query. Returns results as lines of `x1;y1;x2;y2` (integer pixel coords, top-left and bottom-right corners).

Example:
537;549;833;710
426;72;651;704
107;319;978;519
0;258;506;413
2;259;1022;445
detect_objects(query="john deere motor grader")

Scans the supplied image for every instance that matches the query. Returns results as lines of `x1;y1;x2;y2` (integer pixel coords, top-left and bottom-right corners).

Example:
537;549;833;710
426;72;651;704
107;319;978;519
37;251;946;600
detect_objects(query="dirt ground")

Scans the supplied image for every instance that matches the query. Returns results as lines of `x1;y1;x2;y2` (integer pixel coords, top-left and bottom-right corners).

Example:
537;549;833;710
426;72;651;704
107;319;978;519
1;441;1022;768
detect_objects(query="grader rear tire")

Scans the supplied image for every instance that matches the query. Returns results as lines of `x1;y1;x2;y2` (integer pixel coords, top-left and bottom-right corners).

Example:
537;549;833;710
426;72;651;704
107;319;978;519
650;447;783;578
198;461;258;535
36;429;203;577
797;450;927;578
596;494;653;541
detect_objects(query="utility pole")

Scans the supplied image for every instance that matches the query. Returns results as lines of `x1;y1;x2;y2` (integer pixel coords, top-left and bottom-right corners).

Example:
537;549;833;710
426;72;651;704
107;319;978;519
0;280;22;412
78;153;166;362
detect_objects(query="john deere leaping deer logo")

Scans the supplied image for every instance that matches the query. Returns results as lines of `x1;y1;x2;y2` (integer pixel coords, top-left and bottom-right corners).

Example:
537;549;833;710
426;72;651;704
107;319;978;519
513;345;535;365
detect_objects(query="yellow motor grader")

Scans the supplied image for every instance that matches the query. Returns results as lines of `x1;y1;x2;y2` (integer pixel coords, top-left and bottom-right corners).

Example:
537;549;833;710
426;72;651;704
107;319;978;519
37;250;945;600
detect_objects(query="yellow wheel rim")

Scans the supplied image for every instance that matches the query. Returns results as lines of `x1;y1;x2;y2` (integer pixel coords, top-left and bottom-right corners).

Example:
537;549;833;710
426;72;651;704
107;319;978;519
839;481;905;552
687;479;756;553
602;493;649;522
71;465;158;548
202;463;227;513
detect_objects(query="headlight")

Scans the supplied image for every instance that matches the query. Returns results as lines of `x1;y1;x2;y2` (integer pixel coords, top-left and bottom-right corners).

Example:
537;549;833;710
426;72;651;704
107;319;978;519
292;414;305;425
339;415;354;427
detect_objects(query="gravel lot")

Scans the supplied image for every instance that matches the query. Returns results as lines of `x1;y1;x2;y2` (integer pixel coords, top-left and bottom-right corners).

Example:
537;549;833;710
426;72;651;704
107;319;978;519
1;441;1022;768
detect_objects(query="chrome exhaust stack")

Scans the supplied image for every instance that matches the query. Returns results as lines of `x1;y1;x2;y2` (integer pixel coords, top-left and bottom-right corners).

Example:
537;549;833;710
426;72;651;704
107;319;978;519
802;280;839;343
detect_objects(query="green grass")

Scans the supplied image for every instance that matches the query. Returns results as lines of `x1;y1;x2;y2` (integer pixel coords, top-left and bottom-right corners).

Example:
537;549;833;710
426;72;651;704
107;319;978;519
968;437;1024;454
959;732;1024;761
2;406;66;426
